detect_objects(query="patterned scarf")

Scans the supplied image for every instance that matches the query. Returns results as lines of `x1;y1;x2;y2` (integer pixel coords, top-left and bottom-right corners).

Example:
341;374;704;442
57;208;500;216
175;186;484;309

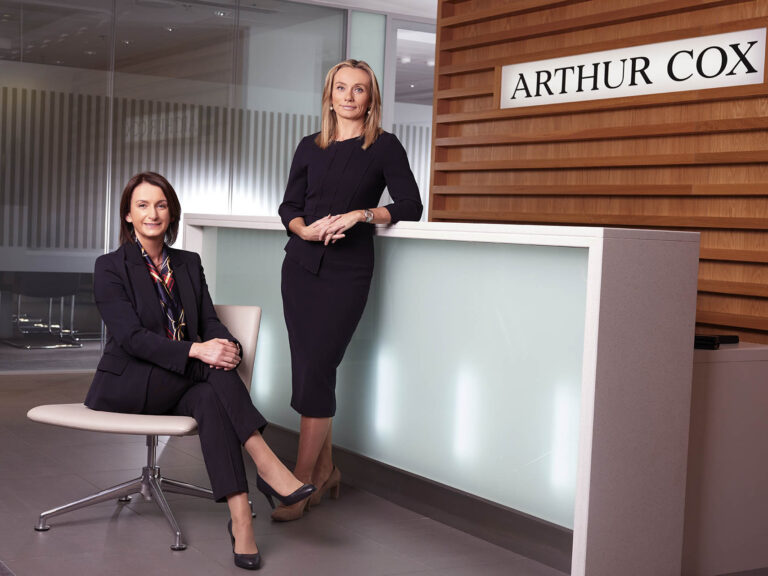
136;239;186;341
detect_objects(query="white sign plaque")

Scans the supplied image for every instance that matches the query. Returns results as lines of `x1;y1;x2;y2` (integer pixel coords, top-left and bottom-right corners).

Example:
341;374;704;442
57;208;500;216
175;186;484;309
500;28;766;109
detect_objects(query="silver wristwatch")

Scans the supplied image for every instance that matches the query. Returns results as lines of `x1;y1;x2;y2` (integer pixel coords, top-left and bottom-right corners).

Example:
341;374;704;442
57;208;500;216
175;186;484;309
364;209;374;223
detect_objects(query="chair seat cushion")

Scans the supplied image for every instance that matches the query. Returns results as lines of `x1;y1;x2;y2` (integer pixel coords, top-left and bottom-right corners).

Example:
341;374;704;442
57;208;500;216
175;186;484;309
27;403;199;436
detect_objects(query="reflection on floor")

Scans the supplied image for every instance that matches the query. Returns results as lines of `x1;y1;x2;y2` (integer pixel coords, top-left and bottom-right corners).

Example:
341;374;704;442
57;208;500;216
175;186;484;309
0;341;101;374
0;373;568;576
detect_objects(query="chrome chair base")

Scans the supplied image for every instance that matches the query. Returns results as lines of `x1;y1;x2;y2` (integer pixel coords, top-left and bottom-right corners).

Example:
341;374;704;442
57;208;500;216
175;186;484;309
34;434;214;551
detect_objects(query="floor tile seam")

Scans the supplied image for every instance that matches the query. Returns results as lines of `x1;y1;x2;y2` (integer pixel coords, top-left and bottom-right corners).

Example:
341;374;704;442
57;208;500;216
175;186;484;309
151;466;210;478
253;518;353;538
13;436;148;449
31;459;155;475
157;446;206;461
66;470;143;495
2;546;205;566
253;521;435;567
0;439;44;454
0;542;58;563
237;545;431;570
353;527;524;569
38;440;200;458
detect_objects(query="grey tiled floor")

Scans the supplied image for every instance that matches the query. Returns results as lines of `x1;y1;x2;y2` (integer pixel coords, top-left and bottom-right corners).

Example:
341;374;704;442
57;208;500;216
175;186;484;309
0;340;100;373
0;373;568;576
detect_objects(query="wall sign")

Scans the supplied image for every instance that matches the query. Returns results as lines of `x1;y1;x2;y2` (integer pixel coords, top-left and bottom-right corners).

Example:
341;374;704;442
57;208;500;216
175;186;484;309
500;28;766;109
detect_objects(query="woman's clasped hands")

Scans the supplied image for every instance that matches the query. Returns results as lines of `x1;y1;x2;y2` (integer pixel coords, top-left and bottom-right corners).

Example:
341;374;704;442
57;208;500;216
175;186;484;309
301;212;362;245
189;338;241;370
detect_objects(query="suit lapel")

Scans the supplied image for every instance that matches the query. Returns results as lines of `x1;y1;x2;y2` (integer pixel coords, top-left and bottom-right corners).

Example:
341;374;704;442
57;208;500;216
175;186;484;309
170;250;199;341
124;243;165;334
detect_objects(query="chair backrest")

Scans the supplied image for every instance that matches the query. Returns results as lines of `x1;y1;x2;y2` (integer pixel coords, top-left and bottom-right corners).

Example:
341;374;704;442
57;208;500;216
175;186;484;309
213;305;261;392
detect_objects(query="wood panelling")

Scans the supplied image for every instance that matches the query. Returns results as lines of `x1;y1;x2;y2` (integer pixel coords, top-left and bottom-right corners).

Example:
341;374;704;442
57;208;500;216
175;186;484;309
440;0;743;52
432;0;768;342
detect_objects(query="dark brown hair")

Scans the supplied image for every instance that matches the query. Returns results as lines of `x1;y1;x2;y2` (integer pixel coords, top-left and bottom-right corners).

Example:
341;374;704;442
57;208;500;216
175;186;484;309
118;171;181;246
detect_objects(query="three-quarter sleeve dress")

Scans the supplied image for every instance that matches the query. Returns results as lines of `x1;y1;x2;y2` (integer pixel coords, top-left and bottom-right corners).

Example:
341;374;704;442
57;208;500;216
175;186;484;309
278;131;423;417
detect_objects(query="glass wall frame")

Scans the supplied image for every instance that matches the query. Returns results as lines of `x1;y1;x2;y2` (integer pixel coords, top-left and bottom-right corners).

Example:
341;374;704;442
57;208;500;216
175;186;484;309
0;0;437;368
0;0;349;366
383;15;434;217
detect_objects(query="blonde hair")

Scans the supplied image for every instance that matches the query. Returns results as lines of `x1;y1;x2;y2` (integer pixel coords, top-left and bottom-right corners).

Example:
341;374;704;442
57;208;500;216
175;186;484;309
315;59;382;150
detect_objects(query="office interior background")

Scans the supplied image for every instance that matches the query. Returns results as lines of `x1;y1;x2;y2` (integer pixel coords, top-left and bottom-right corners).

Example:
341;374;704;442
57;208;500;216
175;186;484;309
0;0;434;359
3;1;768;575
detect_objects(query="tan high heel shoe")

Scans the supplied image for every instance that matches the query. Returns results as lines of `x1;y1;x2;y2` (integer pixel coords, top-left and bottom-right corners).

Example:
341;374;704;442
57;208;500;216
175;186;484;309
270;498;310;522
308;466;341;507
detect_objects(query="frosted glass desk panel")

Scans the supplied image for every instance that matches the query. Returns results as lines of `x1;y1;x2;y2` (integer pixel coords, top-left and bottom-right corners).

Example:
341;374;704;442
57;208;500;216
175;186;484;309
211;227;588;528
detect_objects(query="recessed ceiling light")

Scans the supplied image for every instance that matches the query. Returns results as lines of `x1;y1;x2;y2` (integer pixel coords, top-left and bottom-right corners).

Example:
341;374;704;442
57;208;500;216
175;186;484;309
122;40;132;45
400;56;411;64
214;10;228;17
165;26;174;32
84;50;96;55
410;84;415;88
427;59;435;67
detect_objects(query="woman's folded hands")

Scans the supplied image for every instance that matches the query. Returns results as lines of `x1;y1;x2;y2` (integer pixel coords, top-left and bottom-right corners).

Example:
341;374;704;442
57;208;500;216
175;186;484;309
189;338;241;370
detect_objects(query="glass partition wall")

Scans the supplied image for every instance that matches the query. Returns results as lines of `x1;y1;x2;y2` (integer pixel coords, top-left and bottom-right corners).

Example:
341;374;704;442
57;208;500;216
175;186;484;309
0;1;433;372
389;19;434;212
110;0;346;244
0;0;113;368
0;0;347;371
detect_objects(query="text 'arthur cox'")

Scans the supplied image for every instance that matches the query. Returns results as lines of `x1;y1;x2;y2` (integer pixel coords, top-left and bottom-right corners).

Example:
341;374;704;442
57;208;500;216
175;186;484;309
499;28;766;109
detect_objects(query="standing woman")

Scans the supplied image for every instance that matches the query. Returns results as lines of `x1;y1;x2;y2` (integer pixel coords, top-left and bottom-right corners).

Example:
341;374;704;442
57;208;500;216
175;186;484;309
85;172;315;570
276;59;423;521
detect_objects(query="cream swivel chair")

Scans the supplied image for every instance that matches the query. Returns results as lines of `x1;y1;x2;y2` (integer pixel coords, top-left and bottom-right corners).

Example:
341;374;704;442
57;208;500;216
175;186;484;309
26;304;261;551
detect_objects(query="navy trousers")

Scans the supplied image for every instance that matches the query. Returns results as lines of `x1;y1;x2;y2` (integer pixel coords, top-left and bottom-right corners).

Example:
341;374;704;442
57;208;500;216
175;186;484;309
144;361;267;502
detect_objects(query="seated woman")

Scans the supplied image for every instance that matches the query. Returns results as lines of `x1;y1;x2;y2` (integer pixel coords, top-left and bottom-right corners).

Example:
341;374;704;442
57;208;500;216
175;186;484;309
84;171;314;571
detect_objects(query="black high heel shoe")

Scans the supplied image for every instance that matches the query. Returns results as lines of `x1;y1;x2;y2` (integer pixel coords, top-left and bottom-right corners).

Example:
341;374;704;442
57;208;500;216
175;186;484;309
227;519;261;571
256;475;315;509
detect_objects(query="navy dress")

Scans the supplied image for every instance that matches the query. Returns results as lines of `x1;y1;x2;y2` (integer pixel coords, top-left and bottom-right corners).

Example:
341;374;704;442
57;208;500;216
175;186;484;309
278;131;423;417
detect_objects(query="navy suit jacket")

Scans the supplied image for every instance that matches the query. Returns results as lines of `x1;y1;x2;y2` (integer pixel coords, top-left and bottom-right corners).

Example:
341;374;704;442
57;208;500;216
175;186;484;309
84;242;235;414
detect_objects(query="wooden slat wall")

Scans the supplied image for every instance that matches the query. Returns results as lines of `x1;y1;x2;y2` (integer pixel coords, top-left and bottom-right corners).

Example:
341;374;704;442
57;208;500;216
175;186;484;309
431;0;768;343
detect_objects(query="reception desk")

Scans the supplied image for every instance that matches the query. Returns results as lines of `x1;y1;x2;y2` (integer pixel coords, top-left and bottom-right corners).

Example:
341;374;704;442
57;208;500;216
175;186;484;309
684;342;768;576
184;215;699;576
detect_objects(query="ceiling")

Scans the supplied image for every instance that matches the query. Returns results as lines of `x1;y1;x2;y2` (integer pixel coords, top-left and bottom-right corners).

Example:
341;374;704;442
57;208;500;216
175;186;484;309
0;0;436;104
307;0;436;20
0;1;351;70
394;28;435;106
